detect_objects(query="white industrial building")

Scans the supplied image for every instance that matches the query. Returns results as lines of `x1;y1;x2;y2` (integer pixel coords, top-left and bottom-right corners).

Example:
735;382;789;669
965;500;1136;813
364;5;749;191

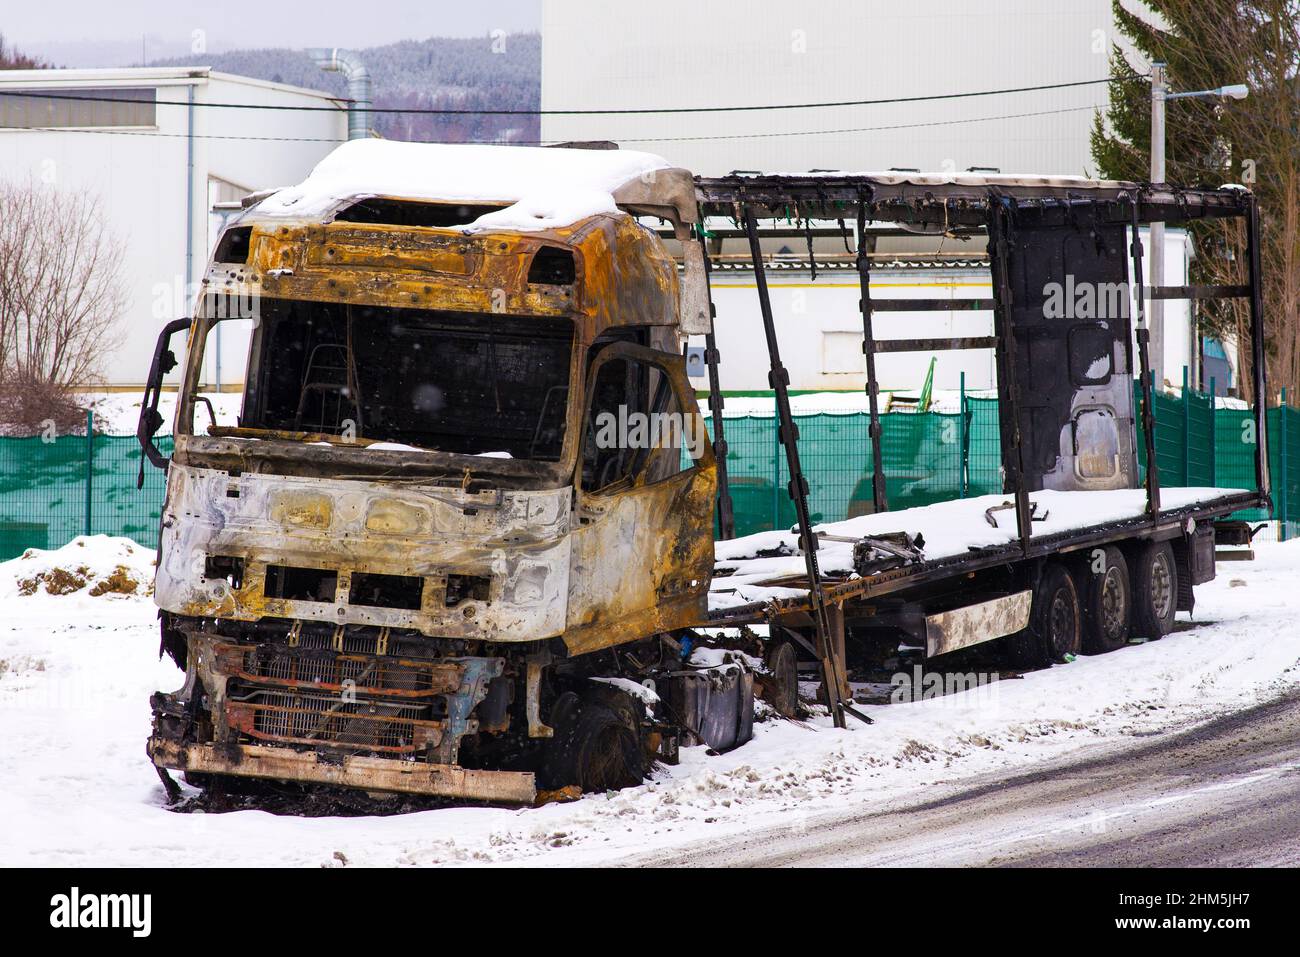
687;228;1192;396
541;0;1120;176
542;0;1206;395
0;67;347;388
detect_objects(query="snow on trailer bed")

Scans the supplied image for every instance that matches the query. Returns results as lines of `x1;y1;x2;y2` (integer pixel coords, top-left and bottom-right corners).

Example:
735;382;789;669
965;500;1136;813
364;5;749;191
707;487;1256;617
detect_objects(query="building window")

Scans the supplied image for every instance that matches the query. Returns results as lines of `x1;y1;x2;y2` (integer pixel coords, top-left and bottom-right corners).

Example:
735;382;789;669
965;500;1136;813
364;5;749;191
0;87;156;129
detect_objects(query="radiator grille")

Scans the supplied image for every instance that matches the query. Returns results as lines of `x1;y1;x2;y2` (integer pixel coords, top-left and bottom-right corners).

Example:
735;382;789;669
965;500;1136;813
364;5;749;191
232;690;441;753
242;649;443;694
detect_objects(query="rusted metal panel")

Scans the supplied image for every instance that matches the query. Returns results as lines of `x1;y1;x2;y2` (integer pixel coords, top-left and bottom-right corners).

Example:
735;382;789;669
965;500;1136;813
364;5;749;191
149;739;537;804
924;590;1033;657
229;213;679;344
563;344;716;656
155;464;573;642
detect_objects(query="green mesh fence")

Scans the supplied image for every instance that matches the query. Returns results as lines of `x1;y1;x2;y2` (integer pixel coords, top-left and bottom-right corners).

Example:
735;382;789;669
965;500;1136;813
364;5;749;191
0;424;171;559
0;390;1294;560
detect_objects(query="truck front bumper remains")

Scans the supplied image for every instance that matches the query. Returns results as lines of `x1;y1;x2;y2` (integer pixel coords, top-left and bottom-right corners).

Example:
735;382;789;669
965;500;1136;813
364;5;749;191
148;738;537;803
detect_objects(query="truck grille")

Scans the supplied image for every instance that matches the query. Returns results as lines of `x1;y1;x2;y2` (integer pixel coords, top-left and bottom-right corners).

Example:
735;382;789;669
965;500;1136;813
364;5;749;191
213;642;462;700
228;690;443;754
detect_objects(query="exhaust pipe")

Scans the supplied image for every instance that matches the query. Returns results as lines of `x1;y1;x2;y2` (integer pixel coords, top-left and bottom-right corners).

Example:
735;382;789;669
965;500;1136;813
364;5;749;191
307;47;372;140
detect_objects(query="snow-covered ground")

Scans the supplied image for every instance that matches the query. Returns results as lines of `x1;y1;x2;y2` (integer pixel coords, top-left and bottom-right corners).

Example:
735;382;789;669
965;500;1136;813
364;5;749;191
1;535;1297;867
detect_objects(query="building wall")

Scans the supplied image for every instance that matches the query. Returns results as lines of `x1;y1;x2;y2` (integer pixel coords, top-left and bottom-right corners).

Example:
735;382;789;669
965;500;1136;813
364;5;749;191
541;0;1118;176
693;266;998;394
0;68;346;390
690;230;1191;395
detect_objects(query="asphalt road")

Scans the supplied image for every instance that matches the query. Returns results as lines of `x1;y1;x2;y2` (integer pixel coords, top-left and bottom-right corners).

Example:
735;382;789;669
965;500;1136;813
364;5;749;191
633;691;1300;867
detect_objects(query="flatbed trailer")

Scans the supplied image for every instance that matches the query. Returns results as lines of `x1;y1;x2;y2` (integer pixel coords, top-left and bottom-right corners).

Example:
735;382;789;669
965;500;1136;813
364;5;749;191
705;489;1261;627
681;171;1271;722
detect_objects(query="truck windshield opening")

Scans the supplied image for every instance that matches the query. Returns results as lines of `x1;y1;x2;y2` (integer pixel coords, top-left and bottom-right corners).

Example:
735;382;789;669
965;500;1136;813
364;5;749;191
236;298;573;460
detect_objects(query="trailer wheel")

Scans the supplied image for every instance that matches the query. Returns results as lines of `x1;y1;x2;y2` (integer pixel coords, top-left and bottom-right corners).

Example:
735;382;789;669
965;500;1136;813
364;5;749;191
1131;540;1177;639
1004;563;1080;668
1079;546;1131;654
759;641;799;718
540;695;646;793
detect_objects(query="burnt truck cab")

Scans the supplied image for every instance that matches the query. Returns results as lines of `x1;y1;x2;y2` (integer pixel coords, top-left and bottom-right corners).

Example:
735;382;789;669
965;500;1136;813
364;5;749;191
141;141;720;803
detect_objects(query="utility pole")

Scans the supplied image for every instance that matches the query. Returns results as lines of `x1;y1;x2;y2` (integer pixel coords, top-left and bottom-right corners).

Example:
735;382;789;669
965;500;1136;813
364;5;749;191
1149;64;1249;394
1149;62;1167;393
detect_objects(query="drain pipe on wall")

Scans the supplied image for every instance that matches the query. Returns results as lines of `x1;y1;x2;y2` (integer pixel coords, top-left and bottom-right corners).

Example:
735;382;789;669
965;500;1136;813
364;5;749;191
307;48;372;139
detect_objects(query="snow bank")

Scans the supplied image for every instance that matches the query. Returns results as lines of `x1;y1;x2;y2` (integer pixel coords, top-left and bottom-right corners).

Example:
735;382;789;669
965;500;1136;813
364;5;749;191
251;139;673;232
1;536;156;602
1;539;1295;867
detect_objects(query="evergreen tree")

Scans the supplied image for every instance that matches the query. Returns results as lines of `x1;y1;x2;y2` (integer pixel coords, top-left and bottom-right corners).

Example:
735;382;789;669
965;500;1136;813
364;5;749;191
1092;1;1300;398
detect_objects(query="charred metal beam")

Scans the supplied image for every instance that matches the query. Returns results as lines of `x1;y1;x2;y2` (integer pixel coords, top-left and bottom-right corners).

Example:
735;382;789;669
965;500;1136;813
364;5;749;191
986;198;1033;553
1129;197;1162;519
856;200;888;515
742;205;851;729
1146;284;1251;300
699;236;735;539
870;299;996;312
873;336;998;354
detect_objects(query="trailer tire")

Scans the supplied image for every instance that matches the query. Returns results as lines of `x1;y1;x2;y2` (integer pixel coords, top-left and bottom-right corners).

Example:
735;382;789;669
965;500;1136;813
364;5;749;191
1004;563;1081;668
1131;540;1178;639
1078;546;1131;654
540;696;645;793
759;641;799;718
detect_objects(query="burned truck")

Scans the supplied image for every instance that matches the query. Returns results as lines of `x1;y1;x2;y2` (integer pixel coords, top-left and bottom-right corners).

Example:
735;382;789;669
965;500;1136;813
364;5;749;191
139;143;1272;802
138;141;735;803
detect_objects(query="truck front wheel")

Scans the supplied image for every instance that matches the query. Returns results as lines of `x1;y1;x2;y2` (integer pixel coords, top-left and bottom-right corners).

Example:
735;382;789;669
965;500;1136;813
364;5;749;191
540;692;646;793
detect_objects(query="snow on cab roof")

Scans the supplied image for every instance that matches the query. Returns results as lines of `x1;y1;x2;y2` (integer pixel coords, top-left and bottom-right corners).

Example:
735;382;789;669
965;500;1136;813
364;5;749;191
252;139;677;233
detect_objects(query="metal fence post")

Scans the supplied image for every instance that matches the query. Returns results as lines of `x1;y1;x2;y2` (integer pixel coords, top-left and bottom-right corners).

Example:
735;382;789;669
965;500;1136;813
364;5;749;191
959;371;968;498
1181;365;1190;486
1201;374;1211;486
84;409;93;538
772;410;780;531
1281;387;1289;542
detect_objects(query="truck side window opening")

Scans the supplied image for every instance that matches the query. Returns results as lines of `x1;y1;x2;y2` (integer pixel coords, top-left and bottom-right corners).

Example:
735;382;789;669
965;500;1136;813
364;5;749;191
582;354;692;493
232;298;573;460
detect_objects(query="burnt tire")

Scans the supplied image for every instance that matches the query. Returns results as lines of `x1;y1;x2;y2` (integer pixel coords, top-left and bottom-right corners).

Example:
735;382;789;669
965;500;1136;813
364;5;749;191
1078;546;1131;654
540;698;646;793
1003;563;1081;669
1131;540;1178;640
760;641;799;718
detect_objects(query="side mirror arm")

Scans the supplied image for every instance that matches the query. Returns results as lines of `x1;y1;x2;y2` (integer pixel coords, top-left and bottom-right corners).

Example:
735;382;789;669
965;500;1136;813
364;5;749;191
136;318;192;488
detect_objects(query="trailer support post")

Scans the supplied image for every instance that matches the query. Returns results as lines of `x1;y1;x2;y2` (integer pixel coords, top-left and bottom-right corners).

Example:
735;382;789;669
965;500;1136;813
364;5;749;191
823;602;852;705
698;235;735;540
1130;198;1162;519
855;200;888;514
987;199;1033;552
743;206;854;729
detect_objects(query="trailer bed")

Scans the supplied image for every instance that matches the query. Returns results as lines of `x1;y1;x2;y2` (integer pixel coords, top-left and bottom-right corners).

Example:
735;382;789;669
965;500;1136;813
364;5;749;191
705;487;1261;626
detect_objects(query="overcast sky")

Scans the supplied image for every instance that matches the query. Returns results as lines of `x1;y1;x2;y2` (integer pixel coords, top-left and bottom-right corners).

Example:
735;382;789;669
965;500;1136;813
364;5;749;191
5;0;540;66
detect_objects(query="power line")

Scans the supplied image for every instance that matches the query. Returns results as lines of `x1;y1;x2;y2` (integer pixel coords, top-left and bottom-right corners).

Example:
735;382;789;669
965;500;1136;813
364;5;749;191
0;75;1126;117
9;125;348;144
613;104;1109;144
7;102;1107;147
